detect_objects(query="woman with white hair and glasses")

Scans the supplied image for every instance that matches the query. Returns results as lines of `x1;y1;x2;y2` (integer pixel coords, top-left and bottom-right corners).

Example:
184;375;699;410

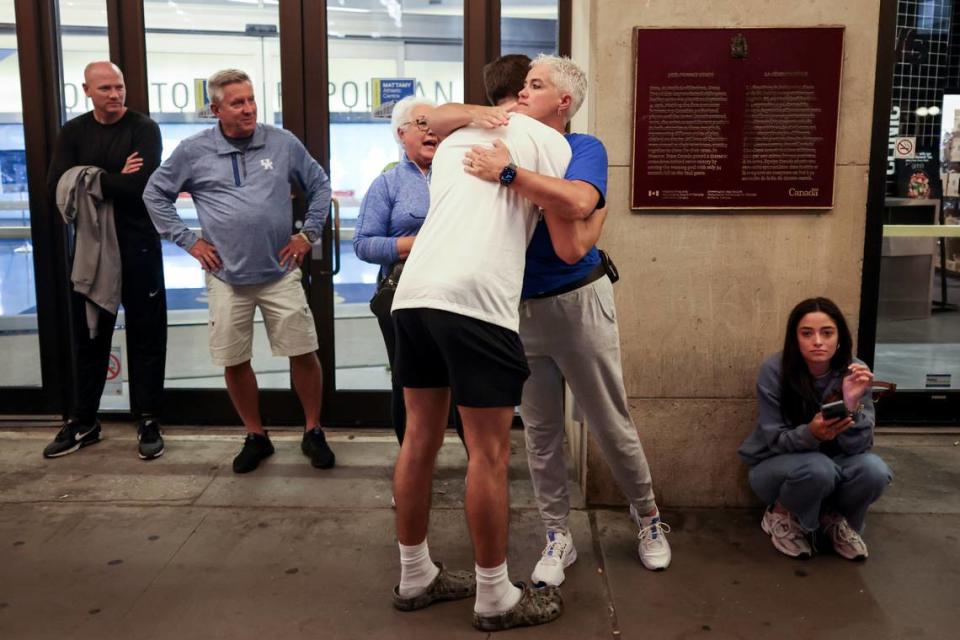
354;96;463;446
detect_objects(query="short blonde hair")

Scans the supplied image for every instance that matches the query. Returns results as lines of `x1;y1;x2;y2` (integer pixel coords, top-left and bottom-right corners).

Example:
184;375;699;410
532;54;587;120
207;69;252;105
390;96;436;144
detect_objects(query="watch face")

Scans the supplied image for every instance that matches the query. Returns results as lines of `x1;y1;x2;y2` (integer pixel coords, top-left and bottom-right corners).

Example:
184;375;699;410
500;164;517;186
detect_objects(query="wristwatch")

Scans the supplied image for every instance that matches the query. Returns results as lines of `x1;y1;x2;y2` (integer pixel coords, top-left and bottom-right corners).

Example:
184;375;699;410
499;162;518;187
299;229;319;243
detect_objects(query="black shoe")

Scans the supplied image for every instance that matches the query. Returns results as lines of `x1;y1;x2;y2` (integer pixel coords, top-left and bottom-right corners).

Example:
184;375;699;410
301;427;335;469
137;419;165;460
233;432;274;474
43;419;101;458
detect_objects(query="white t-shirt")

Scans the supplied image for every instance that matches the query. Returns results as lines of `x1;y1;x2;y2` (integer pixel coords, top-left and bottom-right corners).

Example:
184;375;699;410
392;113;572;332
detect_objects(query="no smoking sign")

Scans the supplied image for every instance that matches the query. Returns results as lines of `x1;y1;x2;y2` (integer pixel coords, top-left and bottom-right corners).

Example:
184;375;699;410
106;353;122;380
894;136;917;159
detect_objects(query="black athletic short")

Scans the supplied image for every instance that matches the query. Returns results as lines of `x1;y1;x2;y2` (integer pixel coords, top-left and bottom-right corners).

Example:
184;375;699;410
392;308;529;408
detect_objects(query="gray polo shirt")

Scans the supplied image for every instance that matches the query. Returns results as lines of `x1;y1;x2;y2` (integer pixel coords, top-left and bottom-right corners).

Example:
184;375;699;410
143;123;330;285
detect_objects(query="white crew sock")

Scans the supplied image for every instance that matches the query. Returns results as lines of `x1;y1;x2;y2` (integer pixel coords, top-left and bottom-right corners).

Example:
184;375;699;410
639;508;661;528
473;561;522;615
398;539;440;597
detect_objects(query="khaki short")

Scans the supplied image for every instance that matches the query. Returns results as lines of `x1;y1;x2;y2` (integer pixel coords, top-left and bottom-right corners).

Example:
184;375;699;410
205;269;319;367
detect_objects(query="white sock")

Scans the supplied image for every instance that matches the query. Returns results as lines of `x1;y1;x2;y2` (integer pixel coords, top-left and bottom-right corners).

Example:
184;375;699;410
398;539;440;597
639;508;661;526
473;561;522;615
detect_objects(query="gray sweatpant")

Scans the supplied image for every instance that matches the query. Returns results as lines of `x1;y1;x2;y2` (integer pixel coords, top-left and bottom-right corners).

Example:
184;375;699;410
519;276;657;532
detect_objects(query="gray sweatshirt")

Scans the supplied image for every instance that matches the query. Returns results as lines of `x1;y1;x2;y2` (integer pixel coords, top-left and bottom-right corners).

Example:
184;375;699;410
57;166;121;338
737;353;876;466
143;123;330;285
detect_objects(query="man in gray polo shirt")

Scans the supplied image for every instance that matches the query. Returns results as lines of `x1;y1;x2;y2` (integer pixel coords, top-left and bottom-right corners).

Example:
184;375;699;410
143;68;334;474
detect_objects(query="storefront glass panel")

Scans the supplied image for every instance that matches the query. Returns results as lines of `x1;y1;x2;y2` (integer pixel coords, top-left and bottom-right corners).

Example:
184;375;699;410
325;0;464;391
500;0;558;58
0;1;44;387
874;1;960;395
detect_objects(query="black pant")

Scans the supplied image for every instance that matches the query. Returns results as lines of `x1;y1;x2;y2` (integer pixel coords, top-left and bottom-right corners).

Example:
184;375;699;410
71;237;167;423
372;292;464;445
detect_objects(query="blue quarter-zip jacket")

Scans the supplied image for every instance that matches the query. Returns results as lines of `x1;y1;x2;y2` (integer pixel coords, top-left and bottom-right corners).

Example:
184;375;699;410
143;123;330;285
353;155;430;278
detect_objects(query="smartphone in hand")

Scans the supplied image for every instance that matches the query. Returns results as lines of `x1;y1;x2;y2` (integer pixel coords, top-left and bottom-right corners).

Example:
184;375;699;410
821;400;849;421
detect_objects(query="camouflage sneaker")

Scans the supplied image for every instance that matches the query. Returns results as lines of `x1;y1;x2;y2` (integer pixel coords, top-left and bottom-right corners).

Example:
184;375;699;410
393;562;476;611
473;582;564;632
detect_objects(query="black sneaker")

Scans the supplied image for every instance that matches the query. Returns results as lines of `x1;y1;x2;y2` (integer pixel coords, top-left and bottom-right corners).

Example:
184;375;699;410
137;419;165;460
43;419;101;458
301;427;336;469
233;431;274;474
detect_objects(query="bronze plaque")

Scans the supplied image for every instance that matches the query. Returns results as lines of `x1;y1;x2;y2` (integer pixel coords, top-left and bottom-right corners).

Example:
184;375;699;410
631;27;844;210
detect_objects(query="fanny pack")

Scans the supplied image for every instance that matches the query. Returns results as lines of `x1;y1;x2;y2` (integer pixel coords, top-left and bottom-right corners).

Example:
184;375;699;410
369;261;404;318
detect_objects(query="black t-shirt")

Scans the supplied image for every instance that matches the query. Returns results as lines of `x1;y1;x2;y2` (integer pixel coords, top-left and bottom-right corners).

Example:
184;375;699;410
224;130;254;152
47;109;163;243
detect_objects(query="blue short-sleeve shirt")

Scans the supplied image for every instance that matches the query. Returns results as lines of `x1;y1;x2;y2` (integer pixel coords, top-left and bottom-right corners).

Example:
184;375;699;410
521;133;608;299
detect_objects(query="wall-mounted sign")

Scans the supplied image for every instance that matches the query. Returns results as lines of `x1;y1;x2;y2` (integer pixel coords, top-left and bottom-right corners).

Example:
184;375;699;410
371;78;416;119
631;27;844;210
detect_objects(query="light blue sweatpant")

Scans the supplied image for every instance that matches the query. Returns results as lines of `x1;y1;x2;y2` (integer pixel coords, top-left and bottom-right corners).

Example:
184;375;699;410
748;451;892;532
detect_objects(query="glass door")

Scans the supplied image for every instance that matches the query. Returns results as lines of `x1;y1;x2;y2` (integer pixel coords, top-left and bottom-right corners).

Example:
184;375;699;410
319;0;465;422
863;0;960;423
0;1;43;391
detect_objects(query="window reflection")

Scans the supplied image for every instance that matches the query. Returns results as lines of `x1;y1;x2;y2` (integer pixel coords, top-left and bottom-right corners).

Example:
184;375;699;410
326;0;464;390
0;29;37;384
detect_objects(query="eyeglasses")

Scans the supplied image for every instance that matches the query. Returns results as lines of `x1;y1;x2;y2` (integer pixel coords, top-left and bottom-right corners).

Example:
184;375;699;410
402;117;430;132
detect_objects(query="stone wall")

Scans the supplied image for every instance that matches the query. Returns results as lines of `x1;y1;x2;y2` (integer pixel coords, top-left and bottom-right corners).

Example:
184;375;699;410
569;0;882;506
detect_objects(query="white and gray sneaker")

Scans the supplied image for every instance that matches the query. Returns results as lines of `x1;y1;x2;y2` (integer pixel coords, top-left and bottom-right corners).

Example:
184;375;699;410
761;508;812;559
820;513;868;560
630;505;672;571
531;529;577;587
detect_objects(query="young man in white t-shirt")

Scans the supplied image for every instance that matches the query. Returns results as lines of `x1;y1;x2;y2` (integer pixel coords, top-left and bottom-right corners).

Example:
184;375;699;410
389;109;570;630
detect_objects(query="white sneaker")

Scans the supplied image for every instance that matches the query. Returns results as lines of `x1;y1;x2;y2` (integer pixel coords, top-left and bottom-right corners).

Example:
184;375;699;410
631;505;672;571
530;529;577;587
761;509;812;559
820;513;868;560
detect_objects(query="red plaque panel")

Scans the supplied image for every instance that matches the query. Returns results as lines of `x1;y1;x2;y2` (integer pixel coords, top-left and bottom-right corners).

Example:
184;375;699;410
631;27;844;210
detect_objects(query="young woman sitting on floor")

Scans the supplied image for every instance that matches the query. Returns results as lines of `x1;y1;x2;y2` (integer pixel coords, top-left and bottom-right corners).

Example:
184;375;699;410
738;297;892;560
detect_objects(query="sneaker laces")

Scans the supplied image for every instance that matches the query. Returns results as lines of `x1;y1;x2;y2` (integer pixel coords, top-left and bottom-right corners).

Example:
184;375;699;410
770;517;794;539
139;421;160;442
827;517;861;544
540;533;569;565
638;520;672;547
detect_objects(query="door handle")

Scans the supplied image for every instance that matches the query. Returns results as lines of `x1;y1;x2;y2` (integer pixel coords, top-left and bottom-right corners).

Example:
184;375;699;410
318;197;340;276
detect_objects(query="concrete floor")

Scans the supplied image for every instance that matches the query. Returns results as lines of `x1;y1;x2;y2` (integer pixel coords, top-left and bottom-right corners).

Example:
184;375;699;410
0;425;958;640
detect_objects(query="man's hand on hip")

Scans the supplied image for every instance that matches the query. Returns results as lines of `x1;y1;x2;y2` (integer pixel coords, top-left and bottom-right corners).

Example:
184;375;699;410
279;234;312;270
188;238;222;272
121;152;144;174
